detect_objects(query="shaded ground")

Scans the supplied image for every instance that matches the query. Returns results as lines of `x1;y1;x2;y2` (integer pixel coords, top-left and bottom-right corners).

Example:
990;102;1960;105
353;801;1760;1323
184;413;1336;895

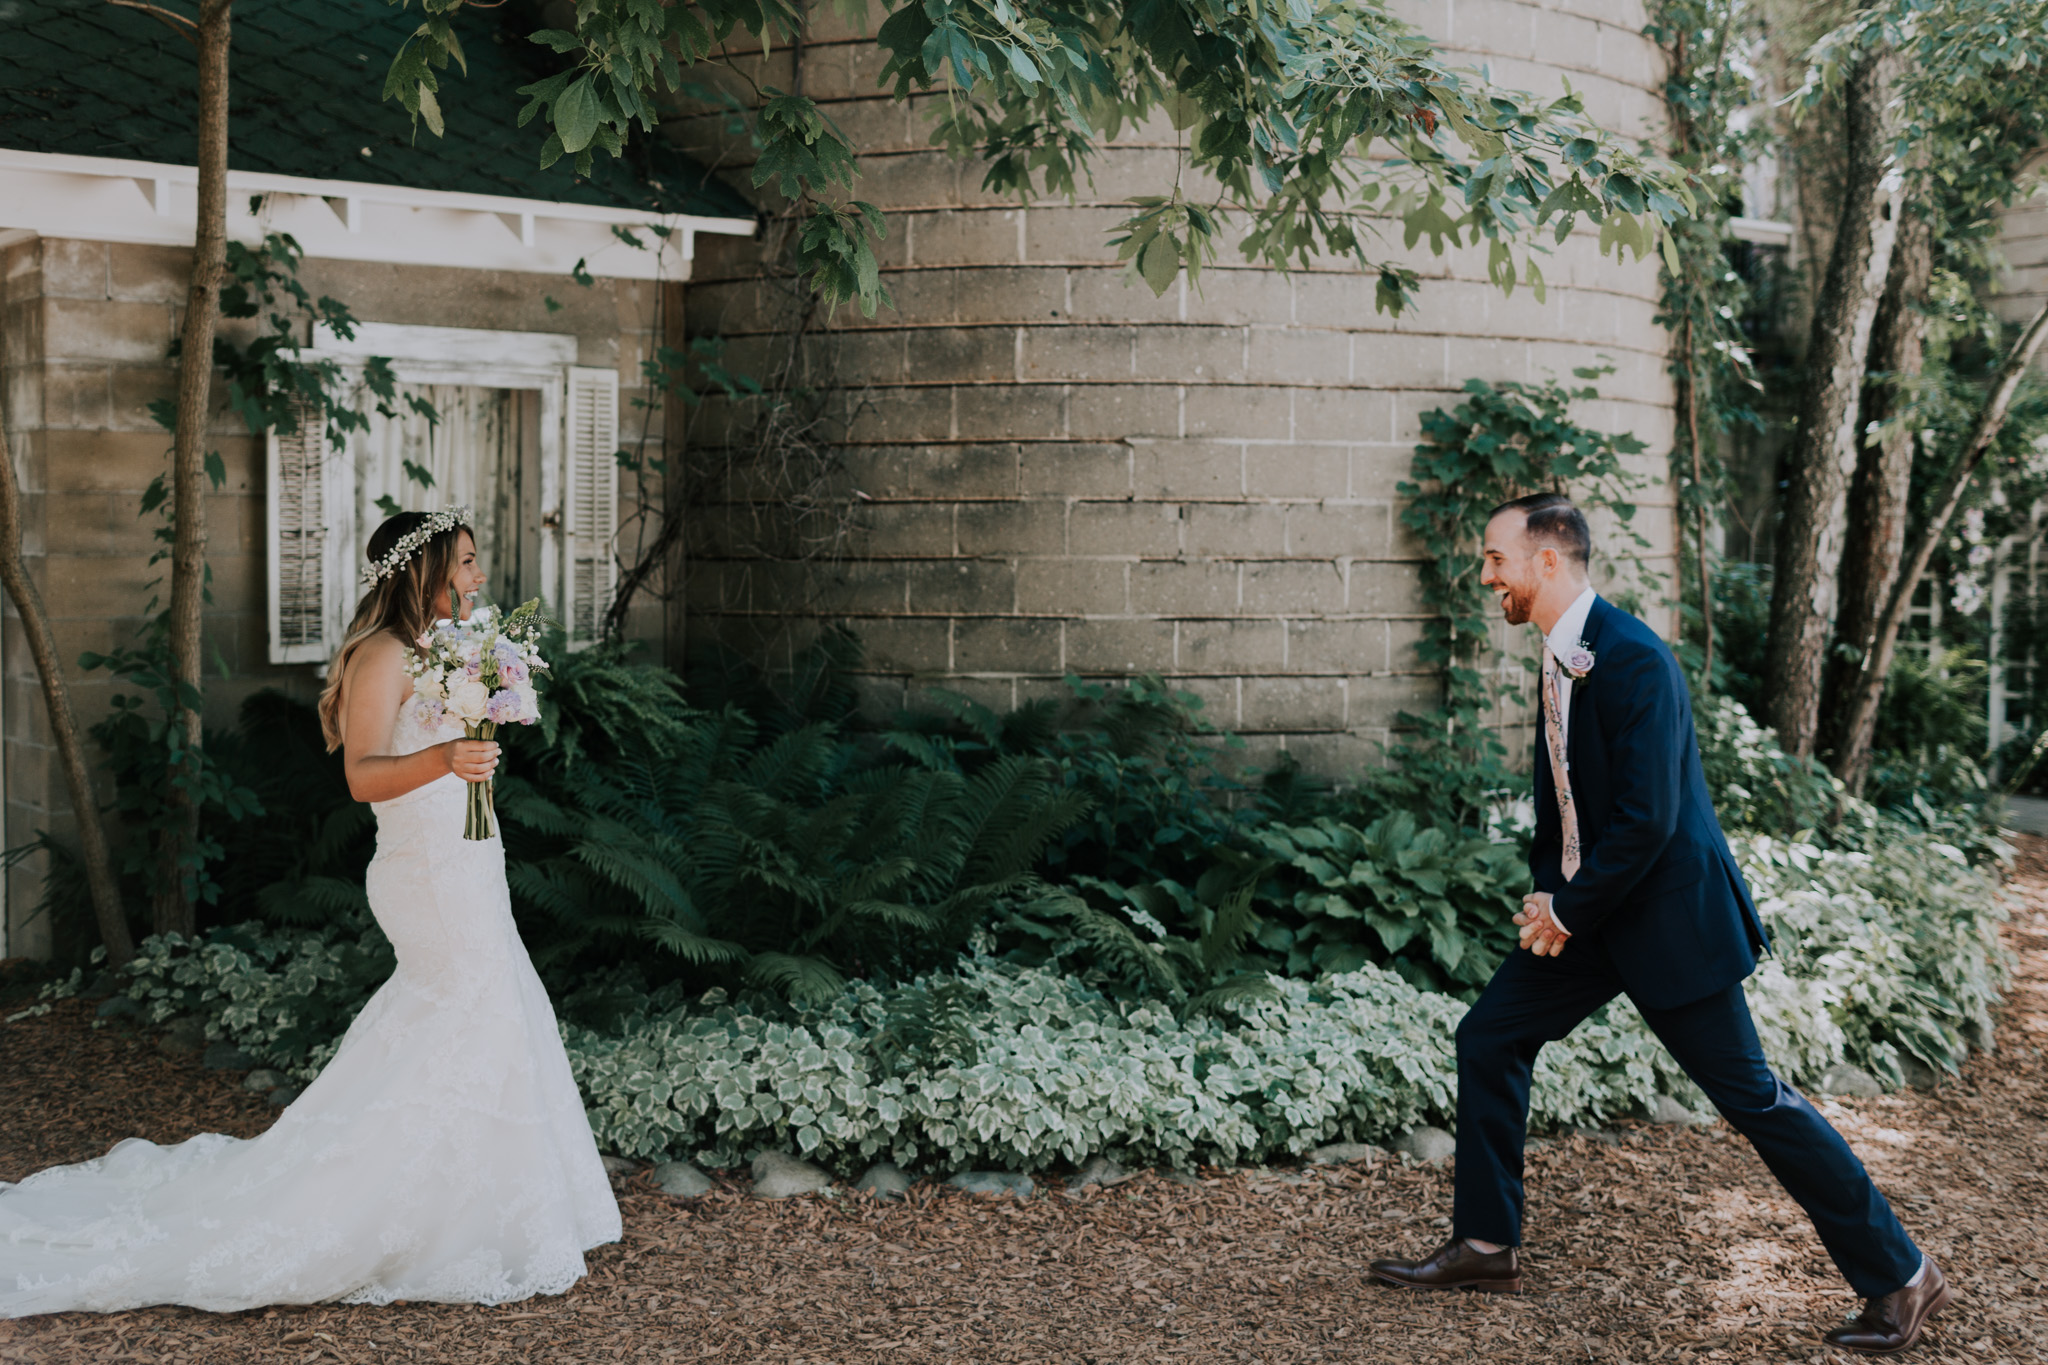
5;847;2048;1365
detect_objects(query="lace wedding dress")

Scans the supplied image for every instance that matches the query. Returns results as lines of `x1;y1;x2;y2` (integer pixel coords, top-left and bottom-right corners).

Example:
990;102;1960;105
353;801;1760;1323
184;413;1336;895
1;691;620;1315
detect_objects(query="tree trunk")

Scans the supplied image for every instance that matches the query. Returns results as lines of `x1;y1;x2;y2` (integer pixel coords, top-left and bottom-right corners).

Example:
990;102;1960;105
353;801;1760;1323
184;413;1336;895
155;0;231;938
1760;47;1901;758
0;422;134;966
1832;295;2048;795
1818;207;1932;763
1680;317;1715;685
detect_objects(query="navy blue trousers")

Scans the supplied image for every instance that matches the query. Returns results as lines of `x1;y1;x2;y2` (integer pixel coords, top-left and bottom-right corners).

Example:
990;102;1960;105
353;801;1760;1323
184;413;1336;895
1450;948;1923;1298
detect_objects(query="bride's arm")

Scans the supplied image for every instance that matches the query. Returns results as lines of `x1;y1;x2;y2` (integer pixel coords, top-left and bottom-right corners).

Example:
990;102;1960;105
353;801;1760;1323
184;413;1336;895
340;633;499;803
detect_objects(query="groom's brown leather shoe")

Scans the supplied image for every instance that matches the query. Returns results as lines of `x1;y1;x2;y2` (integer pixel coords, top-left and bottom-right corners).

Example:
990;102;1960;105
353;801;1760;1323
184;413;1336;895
1822;1260;1953;1355
1368;1238;1523;1293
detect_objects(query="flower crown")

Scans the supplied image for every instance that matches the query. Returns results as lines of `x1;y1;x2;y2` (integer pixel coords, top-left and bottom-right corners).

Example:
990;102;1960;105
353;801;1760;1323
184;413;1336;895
362;506;472;584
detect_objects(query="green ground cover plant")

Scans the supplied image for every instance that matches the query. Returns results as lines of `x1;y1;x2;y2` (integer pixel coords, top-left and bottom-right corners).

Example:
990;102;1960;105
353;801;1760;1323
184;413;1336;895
110;811;2003;1171
102;671;2009;1173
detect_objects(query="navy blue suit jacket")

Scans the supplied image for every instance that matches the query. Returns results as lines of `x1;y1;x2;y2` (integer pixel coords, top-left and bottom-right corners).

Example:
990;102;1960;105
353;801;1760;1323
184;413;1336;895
1534;596;1770;1010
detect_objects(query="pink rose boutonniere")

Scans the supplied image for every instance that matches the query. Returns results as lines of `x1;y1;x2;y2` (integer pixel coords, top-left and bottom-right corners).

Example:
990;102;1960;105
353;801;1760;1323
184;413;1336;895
1562;644;1596;680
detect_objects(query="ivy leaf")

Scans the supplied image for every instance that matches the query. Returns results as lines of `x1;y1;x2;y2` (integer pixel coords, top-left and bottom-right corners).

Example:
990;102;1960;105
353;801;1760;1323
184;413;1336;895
1139;234;1180;296
554;76;603;154
415;82;444;139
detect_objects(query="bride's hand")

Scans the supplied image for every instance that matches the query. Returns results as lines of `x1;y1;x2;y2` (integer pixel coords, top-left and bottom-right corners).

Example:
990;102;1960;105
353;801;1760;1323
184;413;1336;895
444;738;500;783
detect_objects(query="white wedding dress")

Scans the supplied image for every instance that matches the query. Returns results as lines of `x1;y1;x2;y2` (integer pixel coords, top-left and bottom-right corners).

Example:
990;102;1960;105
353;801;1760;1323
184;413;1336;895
0;692;620;1315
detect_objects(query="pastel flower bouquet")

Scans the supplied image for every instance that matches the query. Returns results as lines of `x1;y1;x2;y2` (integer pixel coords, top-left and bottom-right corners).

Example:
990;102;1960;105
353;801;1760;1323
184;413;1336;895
404;597;549;840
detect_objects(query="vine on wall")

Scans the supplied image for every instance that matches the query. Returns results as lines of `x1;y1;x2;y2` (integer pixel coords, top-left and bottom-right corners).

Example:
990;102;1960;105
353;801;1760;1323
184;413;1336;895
1392;371;1648;821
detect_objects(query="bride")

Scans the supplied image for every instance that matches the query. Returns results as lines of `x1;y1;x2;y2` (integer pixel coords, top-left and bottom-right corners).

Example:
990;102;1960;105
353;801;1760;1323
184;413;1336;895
1;509;620;1315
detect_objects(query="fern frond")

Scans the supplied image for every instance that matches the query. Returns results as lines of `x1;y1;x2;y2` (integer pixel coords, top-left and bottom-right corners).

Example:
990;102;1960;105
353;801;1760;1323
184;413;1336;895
1184;972;1282;1018
638;916;747;964
1200;880;1262;973
743;951;849;1005
1031;887;1185;996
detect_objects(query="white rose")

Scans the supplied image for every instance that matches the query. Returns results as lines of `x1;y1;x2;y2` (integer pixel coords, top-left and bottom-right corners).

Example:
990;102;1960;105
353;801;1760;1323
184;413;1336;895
447;679;490;724
514;683;539;722
412;673;446;702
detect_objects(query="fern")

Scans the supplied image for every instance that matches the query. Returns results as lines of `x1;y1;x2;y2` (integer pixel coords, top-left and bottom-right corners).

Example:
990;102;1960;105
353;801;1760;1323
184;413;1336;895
743;951;848;1005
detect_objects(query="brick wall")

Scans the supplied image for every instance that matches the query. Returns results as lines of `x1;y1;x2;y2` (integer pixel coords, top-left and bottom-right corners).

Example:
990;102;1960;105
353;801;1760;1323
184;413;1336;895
671;0;1678;776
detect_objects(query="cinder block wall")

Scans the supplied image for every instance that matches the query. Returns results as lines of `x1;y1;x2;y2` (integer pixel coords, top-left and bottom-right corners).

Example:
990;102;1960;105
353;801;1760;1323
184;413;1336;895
0;237;661;957
674;0;1679;775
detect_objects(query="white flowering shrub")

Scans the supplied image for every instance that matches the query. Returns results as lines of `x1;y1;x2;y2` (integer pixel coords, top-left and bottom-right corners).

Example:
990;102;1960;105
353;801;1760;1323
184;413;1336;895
117;816;2008;1172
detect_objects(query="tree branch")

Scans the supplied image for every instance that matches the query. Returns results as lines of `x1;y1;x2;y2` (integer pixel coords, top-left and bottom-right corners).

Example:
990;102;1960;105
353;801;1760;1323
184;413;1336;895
1832;291;2048;793
103;0;199;43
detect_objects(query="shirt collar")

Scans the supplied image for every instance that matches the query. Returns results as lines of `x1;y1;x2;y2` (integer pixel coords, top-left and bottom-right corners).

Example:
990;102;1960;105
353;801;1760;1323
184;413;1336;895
1544;586;1598;661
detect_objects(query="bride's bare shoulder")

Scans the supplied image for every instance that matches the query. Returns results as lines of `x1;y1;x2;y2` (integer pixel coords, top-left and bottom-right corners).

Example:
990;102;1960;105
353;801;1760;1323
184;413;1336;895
341;632;412;703
348;630;409;672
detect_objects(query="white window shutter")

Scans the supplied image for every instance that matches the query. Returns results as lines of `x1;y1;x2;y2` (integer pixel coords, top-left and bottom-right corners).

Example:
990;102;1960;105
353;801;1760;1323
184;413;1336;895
267;402;337;664
563;366;620;648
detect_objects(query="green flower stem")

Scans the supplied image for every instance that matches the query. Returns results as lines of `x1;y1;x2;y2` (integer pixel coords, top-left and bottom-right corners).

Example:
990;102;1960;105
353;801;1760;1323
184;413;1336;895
465;719;498;841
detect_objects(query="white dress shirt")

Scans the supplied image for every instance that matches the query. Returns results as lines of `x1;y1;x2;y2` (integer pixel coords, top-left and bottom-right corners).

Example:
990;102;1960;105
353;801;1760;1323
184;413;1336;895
1542;587;1598;746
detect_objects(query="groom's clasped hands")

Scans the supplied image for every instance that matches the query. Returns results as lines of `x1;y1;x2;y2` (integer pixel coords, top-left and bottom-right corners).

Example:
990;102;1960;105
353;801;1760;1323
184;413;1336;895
1514;891;1568;958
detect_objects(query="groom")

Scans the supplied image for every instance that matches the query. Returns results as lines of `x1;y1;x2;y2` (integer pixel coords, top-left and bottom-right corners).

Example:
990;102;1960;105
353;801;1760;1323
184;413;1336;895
1367;494;1951;1355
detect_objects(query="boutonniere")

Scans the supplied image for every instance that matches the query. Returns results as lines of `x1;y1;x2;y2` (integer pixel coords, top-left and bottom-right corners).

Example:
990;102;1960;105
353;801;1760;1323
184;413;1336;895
1562;643;1596;680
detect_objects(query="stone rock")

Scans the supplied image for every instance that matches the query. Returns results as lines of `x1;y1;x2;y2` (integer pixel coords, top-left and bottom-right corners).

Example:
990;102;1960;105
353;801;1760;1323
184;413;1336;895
1305;1142;1384;1166
947;1171;1034;1198
265;1086;299;1107
651;1161;714;1197
1899;1055;1941;1091
95;996;142;1021
1156;1169;1201;1187
855;1162;913;1200
751;1150;833;1199
1648;1094;1708;1126
82;971;118;1000
243;1069;291;1092
1066;1156;1134;1191
600;1154;643;1178
1819;1064;1883;1100
1561;1124;1621;1146
1390;1127;1457;1163
201;1042;256;1071
156;1017;207;1059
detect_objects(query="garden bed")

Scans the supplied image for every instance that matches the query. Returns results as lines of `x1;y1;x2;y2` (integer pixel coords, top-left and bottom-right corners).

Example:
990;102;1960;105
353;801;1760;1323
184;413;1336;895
3;846;2045;1363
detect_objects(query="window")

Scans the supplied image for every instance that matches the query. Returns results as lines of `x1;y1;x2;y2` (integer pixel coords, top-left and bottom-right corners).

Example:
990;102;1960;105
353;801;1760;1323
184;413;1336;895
265;324;619;664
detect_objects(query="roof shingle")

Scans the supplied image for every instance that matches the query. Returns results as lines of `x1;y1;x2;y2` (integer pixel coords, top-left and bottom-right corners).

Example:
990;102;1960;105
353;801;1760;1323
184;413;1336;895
0;0;755;220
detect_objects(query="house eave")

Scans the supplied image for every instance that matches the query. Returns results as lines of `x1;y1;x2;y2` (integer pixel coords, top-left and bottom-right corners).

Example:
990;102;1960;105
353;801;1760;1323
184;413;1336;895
0;148;756;281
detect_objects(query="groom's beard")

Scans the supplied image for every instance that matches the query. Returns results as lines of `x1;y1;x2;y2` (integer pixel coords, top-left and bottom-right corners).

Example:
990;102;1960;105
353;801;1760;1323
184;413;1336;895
1496;582;1537;626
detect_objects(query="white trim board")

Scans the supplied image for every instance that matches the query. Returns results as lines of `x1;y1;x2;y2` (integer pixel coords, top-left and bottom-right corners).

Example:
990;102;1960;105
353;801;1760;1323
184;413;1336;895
312;321;578;371
0;148;755;280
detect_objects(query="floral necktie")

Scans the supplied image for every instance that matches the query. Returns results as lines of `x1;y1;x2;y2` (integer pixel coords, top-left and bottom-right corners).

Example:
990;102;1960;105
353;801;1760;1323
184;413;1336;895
1541;646;1582;881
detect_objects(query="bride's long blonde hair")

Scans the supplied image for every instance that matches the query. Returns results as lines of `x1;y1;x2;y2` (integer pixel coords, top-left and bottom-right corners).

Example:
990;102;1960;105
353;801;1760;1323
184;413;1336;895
317;512;470;751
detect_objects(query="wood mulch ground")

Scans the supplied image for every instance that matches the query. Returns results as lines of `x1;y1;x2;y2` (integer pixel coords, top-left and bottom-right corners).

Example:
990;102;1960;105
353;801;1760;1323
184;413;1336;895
5;847;2048;1365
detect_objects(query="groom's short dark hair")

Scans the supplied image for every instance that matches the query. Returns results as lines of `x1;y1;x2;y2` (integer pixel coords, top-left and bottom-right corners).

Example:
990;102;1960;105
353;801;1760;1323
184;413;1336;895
1490;492;1590;566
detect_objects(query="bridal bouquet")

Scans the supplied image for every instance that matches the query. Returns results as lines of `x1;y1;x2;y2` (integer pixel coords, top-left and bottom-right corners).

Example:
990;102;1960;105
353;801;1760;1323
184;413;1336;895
404;597;549;840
